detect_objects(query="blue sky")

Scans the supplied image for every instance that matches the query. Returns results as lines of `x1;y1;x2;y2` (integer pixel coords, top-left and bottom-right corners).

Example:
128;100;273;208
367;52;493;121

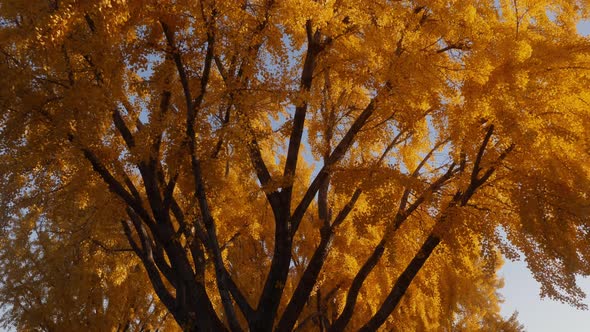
500;260;590;331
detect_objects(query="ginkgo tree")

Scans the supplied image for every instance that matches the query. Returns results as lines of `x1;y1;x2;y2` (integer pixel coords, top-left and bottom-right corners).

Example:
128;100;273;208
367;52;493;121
1;0;590;331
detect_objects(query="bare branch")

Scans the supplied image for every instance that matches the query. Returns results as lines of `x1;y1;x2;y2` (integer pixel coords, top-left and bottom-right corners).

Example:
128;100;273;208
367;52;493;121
472;124;494;185
89;238;134;253
290;95;379;236
121;220;177;314
282;20;321;202
113;108;136;148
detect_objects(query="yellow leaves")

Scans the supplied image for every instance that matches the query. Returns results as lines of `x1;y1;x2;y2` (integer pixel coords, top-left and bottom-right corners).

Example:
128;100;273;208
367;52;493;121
342;253;360;276
514;71;530;88
513;40;533;63
276;0;342;45
4;0;590;330
110;262;131;286
463;5;478;25
34;4;77;46
468;57;495;85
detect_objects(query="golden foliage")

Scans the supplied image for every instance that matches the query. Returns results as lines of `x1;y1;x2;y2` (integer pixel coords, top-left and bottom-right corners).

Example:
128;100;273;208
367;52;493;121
1;0;589;331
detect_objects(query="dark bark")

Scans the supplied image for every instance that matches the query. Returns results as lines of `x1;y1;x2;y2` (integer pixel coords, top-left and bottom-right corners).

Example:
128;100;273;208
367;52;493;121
358;234;442;331
329;158;458;330
252;20;324;331
251;204;292;331
351;130;514;331
163;18;243;330
277;187;361;331
282;20;320;203
290;96;377;236
329;239;387;332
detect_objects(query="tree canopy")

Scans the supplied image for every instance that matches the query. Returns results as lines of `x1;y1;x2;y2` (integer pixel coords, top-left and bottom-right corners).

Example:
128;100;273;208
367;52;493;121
1;0;590;331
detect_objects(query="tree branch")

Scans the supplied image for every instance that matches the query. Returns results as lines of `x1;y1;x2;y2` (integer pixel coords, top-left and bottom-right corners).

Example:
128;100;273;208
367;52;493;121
276;187;361;331
77;142;152;225
330;160;457;331
290;95;379;236
162;15;243;330
121;220;177;317
282;20;321;203
359;130;515;330
113;108;136;148
277;128;402;330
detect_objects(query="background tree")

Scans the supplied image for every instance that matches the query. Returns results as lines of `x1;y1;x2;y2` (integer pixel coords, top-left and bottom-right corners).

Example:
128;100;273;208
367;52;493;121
1;0;590;331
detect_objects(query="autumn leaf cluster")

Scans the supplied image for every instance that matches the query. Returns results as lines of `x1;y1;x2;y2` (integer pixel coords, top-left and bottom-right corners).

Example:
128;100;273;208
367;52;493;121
1;0;590;331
